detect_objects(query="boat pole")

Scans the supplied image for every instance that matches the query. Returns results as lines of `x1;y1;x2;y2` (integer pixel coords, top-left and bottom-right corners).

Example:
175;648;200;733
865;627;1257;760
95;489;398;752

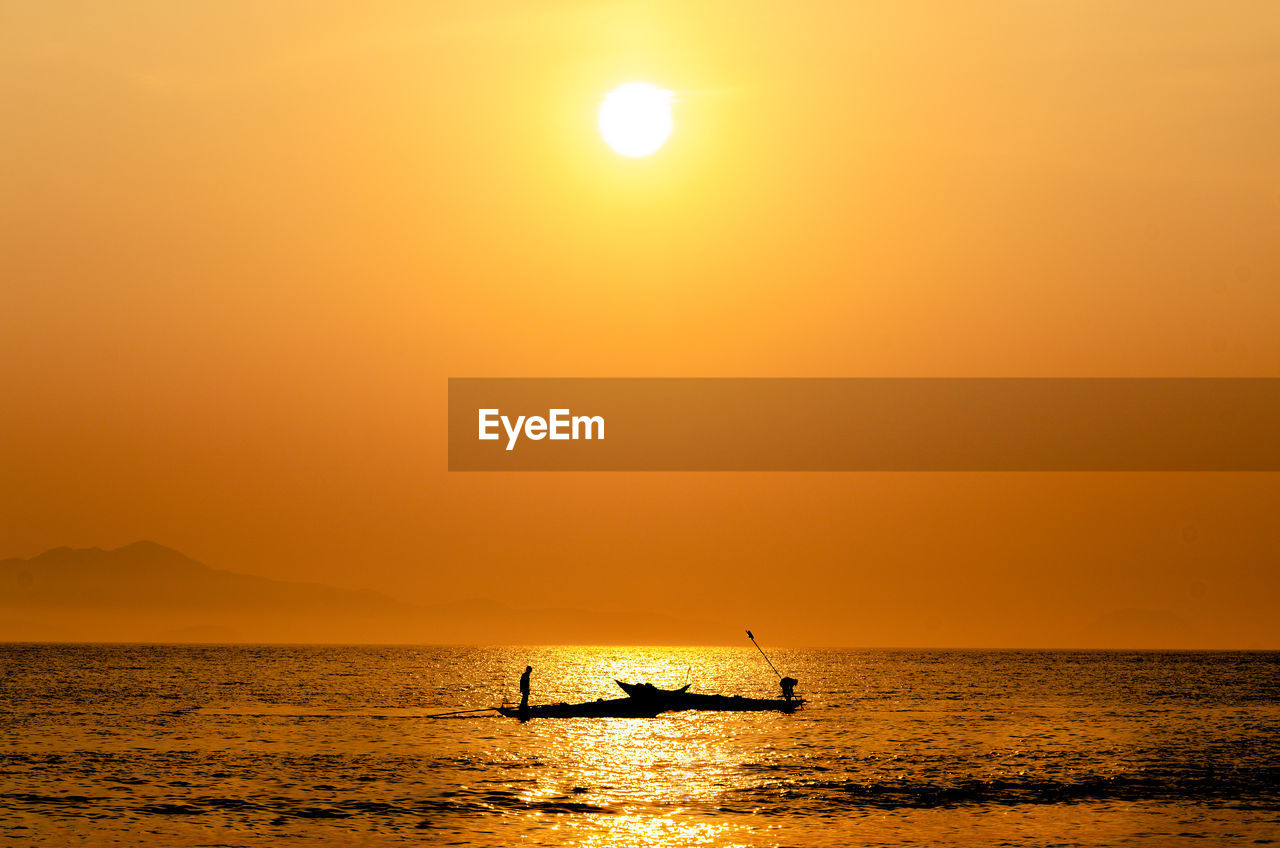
422;707;501;718
746;630;783;682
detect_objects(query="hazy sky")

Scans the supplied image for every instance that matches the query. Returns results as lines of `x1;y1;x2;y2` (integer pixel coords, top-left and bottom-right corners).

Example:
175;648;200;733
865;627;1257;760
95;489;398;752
3;2;1278;646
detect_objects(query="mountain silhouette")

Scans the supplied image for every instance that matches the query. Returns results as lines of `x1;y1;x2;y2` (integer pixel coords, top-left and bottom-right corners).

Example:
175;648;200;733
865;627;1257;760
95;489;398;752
0;541;421;615
0;542;727;645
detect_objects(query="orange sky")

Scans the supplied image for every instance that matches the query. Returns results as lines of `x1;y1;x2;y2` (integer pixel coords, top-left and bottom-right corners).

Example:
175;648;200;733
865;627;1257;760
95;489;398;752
2;1;1278;646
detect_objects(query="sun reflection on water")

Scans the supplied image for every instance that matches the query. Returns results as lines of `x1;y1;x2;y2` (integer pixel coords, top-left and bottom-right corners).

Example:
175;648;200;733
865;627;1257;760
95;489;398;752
480;647;798;845
569;814;749;848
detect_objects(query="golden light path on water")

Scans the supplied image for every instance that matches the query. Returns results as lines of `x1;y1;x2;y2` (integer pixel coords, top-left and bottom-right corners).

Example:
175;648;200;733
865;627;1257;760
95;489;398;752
436;646;797;845
515;716;756;845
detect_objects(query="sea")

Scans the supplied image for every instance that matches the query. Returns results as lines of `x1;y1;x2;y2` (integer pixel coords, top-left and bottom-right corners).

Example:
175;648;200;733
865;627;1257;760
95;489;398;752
1;644;1278;847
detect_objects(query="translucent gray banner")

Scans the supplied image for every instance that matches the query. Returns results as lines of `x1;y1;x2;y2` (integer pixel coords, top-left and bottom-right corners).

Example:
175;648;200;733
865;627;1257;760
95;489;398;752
448;378;1280;471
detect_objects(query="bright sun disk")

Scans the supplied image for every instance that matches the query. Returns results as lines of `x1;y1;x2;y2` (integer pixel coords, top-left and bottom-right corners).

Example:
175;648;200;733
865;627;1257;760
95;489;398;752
599;83;673;157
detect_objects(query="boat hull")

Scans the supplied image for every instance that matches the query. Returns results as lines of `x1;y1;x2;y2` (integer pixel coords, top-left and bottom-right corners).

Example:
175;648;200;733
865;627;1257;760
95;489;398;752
497;693;804;719
653;693;803;712
497;697;665;719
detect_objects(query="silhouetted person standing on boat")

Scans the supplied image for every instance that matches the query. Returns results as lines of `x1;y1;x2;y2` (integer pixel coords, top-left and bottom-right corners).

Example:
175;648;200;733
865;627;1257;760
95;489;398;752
519;665;532;715
780;676;798;702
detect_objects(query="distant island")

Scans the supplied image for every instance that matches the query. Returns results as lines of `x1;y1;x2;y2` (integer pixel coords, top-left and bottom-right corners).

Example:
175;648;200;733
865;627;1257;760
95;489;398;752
0;542;727;645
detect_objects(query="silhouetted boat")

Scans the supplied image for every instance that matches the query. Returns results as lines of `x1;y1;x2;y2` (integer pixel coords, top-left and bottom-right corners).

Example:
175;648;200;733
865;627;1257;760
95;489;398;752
497;684;803;719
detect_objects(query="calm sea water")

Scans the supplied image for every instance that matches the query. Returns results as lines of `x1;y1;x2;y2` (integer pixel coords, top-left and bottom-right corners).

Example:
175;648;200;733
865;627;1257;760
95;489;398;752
1;645;1278;846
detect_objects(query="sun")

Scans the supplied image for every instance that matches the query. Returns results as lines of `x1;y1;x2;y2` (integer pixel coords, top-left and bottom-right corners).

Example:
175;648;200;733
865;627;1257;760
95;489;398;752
598;83;673;157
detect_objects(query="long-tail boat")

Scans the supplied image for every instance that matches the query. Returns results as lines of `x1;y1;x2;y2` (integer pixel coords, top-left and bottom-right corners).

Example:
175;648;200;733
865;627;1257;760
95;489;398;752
496;681;803;719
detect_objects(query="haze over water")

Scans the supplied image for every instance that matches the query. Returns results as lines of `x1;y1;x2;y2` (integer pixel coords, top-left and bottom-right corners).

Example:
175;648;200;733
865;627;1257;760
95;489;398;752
2;644;1278;846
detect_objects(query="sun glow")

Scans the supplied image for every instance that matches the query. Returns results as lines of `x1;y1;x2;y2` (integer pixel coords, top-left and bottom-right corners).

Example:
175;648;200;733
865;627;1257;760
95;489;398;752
598;83;673;157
